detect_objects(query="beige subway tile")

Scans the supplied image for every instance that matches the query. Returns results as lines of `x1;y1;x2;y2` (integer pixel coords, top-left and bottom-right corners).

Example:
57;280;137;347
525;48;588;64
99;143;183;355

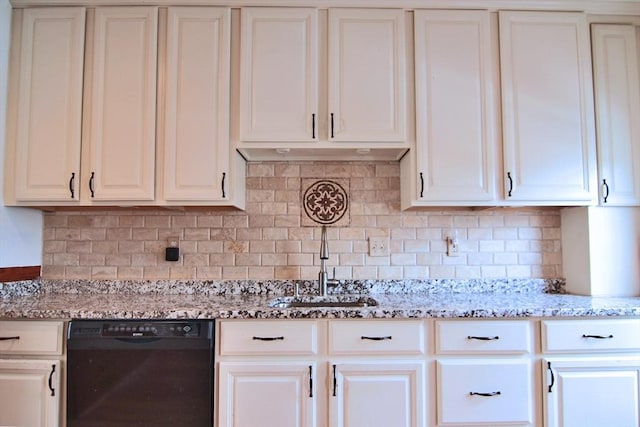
403;240;429;253
261;177;288;190
468;228;492;240
198;241;224;253
504;215;530;227
107;254;132;266
211;228;236;240
428;215;453;227
143;266;171;279
224;241;249;254
275;266;300;280
390;253;415;266
417;228;442;240
378;266;403;279
118;267;144;279
442;254;468;266
529;212;561;227
53;253;79;266
365;256;390;266
276;240;302;253
237;228;261;241
391;228;416;240
107;228;132;240
417;253;442;266
377;215;402;227
92;241;118;254
518;252;542;265
132;228;158;241
404;265;431;279
507;265;531;278
456;266;482;279
44;214;68;228
339;253;364;266
67;215;92;227
263;227;289;240
119;215;145;227
248;266;275;279
184;228;210;241
91;266;118;279
245;177;261;190
55;228;82;240
119;241;144;254
248;189;275;203
169;266;197;279
42;254;53;265
250;240;275;254
375;163;400;177
248;163;275;177
352;266;377;279
144;215;171;228
91;216;119;228
481;265;507;278
262;253;287;266
542;227;561;240
543;252;563;266
275;190;299;203
493;253;518;265
171;215;197;228
453;215;479;228
349;215;377;227
43;241;66;254
235;253;261;266
287;253;314;266
41;265;65;279
505;240;529;252
196;266;222;280
210;253;235;266
80;254;106;266
223;215;249;228
274;215;300;228
132;253;158;266
479;215;504;227
403;215;429;227
197;215;223;228
248;215;275;228
80;228;107;241
65;266;92;278
222;266;248;280
518;227;542;240
479;240;504;252
261;202;288;215
275;163;301;177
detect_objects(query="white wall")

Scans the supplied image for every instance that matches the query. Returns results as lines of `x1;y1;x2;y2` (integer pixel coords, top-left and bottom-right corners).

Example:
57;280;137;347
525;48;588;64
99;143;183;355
0;0;43;268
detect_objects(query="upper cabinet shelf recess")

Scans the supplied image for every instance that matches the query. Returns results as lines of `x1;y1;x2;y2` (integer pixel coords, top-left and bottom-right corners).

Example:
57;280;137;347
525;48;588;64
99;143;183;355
235;7;409;161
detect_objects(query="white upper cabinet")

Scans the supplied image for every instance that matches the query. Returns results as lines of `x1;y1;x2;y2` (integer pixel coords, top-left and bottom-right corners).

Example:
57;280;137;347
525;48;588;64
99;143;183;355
236;7;409;161
499;11;597;204
239;7;318;142
83;7;158;202
5;8;85;204
328;8;406;142
160;7;237;204
405;10;498;206
591;24;640;206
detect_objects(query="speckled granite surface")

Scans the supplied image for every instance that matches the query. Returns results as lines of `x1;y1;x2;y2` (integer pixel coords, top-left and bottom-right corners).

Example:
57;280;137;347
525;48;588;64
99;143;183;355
1;278;640;319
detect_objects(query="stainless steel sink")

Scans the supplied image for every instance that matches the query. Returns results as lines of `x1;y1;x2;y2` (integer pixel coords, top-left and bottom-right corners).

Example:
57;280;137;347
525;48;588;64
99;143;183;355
269;295;378;309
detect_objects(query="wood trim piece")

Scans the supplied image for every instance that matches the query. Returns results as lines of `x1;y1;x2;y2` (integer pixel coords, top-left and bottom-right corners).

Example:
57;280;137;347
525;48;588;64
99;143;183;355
0;266;41;282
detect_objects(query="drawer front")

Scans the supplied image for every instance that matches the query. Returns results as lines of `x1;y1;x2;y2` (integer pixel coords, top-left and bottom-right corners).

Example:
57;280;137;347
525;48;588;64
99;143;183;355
437;359;533;425
329;320;425;355
436;320;531;354
542;319;640;353
0;321;64;355
219;320;318;356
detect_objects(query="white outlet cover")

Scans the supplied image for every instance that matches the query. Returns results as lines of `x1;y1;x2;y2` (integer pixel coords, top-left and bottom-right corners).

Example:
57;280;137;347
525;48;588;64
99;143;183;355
369;237;390;257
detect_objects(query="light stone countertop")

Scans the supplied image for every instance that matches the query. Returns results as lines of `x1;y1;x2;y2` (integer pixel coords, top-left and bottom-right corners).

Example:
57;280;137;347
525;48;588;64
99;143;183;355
1;279;640;320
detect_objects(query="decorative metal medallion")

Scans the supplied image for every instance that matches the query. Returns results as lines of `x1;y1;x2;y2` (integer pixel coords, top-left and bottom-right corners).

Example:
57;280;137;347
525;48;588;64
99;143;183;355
302;179;349;226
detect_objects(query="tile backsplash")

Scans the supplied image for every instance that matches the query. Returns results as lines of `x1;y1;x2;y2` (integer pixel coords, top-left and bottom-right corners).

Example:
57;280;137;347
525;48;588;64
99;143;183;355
42;162;562;281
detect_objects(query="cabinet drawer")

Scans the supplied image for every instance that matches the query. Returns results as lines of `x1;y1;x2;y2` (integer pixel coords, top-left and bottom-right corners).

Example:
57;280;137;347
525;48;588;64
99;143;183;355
542;319;640;353
0;321;64;355
328;320;425;355
436;320;531;354
437;359;533;425
219;320;318;356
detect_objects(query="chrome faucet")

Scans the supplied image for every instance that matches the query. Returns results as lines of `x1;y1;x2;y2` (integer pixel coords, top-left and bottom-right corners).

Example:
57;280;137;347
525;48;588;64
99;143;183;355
318;225;338;297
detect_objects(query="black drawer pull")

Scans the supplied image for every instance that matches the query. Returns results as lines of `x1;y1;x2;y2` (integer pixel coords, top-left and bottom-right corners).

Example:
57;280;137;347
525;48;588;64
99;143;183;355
582;334;614;339
0;336;20;341
470;391;501;397
252;336;284;341
361;335;392;341
48;364;56;397
467;335;499;341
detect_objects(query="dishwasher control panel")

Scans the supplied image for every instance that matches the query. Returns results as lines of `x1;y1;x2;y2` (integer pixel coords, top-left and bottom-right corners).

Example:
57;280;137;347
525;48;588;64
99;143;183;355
69;321;203;338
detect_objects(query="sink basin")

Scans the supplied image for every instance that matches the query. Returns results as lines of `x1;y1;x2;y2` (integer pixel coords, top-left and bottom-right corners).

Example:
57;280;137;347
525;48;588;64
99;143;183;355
269;295;378;309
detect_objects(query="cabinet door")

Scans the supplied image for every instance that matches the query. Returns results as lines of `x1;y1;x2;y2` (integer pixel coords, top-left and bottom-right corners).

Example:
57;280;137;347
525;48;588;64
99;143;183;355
84;7;157;201
413;10;497;203
545;357;640;427
328;9;406;142
0;359;61;427
9;8;85;202
499;12;597;203
330;361;426;427
218;361;317;427
239;8;318;142
437;359;533;425
591;24;640;206
161;7;230;202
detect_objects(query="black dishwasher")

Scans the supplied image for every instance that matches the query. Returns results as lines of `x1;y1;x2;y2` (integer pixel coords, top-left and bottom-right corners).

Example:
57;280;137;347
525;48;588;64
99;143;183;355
67;320;214;427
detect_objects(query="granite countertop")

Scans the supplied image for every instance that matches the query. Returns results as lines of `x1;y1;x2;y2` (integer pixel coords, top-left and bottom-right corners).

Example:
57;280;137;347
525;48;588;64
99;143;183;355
2;278;640;320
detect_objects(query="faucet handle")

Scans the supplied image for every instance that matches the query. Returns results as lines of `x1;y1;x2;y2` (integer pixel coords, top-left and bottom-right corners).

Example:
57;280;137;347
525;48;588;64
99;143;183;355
332;267;336;280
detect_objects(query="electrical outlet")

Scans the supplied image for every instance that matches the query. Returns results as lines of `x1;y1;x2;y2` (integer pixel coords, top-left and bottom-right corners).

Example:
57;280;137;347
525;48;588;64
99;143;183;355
369;237;390;257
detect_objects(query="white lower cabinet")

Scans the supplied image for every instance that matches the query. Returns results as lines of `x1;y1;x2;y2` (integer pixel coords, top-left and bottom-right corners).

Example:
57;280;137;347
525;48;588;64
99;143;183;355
542;319;640;427
218;361;317;427
0;321;64;427
544;357;640;427
330;361;426;427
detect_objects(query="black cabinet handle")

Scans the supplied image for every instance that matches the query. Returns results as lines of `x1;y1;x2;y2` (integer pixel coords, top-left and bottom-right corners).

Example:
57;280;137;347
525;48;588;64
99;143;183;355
330;113;335;138
419;172;424;198
48;364;56;397
308;365;313;398
547;361;555;393
221;172;226;198
602;179;610;203
69;173;75;199
252;336;284;341
507;172;513;197
361;335;392;341
470;391;501;397
582;334;614;339
0;336;20;341
467;335;499;341
89;172;95;198
312;114;316;139
332;364;337;397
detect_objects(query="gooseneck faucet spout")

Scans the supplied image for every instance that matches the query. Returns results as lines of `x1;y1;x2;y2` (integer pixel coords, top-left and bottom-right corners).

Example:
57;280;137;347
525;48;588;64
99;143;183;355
318;225;338;297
